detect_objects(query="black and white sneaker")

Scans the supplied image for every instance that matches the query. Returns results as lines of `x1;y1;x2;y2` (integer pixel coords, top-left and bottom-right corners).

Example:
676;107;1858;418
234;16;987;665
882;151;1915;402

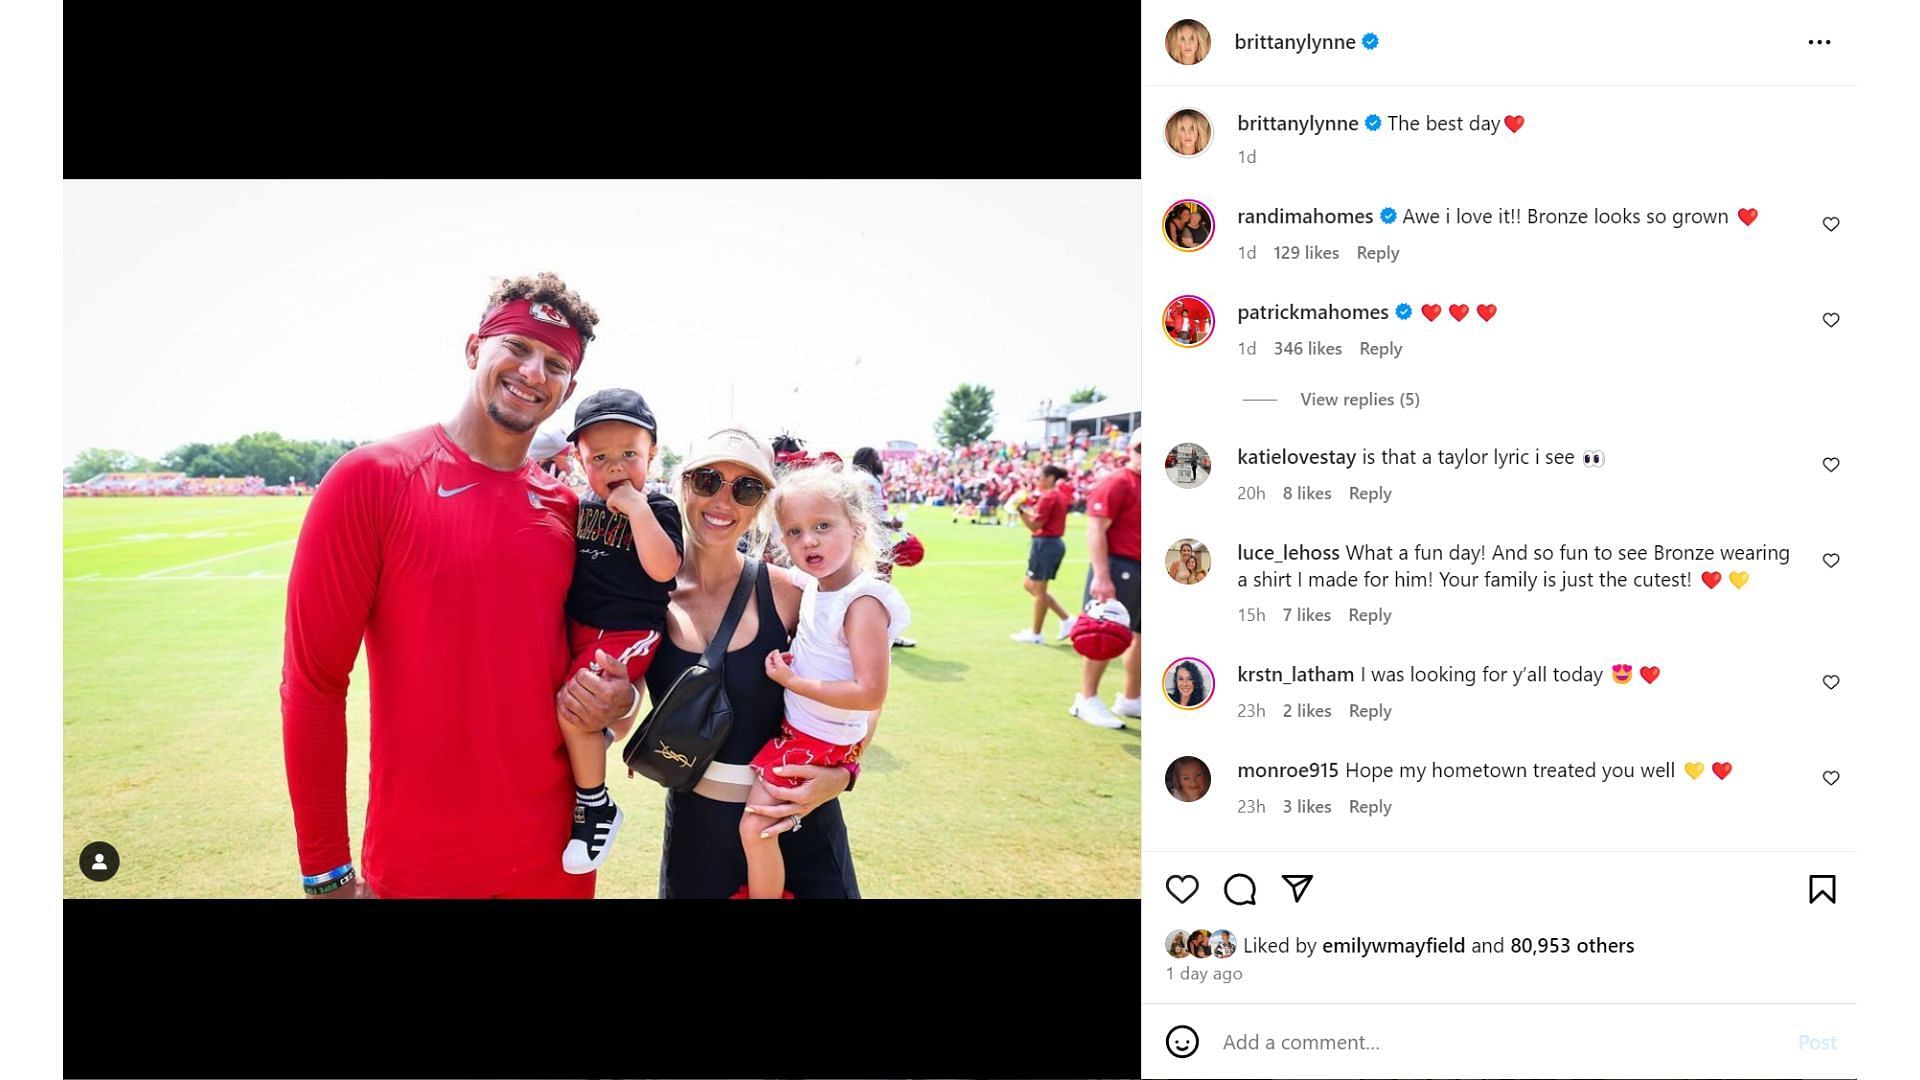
562;800;624;874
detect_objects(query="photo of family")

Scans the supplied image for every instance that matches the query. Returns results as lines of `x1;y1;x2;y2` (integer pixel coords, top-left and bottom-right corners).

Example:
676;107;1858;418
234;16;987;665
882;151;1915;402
62;181;1141;900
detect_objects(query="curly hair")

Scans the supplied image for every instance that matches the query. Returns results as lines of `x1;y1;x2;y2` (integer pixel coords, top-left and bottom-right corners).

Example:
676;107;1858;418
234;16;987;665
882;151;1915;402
771;461;891;575
483;272;601;354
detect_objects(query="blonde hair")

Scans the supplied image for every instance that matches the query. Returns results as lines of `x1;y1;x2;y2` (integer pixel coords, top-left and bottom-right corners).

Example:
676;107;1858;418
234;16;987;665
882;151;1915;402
770;462;890;575
1165;110;1211;155
1164;20;1211;64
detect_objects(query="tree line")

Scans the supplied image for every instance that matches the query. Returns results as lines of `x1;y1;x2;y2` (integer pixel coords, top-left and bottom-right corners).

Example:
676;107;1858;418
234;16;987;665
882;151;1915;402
68;433;364;485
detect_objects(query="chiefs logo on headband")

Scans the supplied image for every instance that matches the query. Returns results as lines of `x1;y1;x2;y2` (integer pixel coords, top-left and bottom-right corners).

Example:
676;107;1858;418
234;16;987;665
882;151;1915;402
529;302;571;328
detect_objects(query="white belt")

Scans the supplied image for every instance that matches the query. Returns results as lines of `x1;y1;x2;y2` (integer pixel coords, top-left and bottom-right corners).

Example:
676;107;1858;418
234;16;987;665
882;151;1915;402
692;760;757;802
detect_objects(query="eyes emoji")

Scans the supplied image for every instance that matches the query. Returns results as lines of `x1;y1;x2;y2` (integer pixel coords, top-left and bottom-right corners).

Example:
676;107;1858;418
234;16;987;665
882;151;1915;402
1583;451;1606;468
1611;664;1634;684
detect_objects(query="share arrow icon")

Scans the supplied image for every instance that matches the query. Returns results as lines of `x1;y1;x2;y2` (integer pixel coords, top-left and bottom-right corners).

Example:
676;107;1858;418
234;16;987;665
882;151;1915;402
1283;874;1314;902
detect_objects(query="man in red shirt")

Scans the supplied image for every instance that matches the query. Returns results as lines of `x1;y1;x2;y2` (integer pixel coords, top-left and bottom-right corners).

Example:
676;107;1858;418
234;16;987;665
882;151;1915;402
1070;432;1143;729
1011;464;1073;643
281;273;640;899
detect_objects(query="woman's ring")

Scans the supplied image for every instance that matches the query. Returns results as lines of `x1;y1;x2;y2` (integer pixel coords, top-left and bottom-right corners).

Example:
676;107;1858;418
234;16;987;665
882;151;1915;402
788;814;804;833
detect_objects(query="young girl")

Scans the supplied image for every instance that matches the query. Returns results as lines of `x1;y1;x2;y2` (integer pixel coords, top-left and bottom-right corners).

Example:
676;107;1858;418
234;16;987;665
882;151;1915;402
744;463;910;899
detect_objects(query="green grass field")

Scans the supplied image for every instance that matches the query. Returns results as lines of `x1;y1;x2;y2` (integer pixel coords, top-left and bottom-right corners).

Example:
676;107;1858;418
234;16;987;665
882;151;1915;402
63;496;1140;897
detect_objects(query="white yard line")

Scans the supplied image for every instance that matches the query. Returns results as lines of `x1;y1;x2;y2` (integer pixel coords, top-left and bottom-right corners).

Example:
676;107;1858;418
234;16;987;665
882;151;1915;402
134;540;295;579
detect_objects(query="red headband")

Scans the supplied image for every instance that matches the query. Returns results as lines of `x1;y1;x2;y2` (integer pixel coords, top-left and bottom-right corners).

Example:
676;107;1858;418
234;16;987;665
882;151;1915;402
476;299;585;373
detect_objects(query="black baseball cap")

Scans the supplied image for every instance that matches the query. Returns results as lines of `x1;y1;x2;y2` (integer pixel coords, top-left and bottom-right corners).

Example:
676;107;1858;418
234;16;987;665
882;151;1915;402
567;388;658;442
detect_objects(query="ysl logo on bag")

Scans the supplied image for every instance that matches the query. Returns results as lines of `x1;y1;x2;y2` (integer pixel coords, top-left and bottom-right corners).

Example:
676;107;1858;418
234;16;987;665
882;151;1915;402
653;743;695;768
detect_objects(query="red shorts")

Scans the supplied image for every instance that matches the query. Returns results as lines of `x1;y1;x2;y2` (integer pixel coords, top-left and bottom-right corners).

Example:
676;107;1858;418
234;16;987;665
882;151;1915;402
567;624;662;685
748;722;862;790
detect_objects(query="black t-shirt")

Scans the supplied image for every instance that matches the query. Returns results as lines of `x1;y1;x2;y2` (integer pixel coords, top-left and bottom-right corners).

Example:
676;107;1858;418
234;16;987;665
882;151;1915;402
565;491;683;630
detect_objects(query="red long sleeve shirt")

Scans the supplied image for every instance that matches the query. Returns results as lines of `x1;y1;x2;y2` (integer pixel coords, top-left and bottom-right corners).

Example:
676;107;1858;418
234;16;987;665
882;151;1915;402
281;425;578;897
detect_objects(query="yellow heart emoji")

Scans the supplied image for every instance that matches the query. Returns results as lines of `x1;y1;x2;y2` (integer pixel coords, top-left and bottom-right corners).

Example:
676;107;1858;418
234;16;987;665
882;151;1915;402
1685;762;1705;780
1730;571;1750;589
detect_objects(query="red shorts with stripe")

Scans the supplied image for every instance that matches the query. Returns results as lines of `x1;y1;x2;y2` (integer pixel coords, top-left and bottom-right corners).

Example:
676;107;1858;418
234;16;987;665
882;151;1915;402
748;722;862;790
567;624;663;685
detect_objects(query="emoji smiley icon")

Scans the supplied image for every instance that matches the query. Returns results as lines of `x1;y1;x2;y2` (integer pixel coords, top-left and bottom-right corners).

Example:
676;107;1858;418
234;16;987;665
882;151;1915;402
1611;664;1634;685
1166;1025;1200;1059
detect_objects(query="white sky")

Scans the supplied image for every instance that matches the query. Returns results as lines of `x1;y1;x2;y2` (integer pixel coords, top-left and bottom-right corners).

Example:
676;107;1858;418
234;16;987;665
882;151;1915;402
63;181;1140;464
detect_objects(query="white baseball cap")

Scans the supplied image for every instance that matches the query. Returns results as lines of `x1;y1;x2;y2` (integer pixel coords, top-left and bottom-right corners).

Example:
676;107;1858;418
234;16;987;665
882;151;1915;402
679;428;776;486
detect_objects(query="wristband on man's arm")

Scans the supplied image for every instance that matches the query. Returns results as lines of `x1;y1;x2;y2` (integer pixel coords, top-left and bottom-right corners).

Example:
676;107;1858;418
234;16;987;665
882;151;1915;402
842;761;859;791
301;863;355;895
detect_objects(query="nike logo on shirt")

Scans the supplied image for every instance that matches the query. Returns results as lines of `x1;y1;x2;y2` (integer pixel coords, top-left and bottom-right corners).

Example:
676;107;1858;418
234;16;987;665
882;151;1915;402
437;483;480;498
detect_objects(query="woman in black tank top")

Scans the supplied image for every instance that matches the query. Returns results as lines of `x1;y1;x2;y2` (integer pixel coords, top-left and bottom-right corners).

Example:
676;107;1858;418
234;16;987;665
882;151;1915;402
643;442;859;898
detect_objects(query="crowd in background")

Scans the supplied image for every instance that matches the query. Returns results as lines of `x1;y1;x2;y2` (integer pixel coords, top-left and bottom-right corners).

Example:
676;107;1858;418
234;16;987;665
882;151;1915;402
879;429;1134;519
62;473;308;497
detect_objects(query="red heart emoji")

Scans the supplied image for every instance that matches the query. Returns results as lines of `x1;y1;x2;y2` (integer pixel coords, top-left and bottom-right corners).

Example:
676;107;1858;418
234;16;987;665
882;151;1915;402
1701;571;1722;589
1477;304;1497;322
1448;304;1469;322
1737;208;1758;226
1712;762;1732;780
1504;115;1525;133
1639;666;1660;684
1421;303;1441;321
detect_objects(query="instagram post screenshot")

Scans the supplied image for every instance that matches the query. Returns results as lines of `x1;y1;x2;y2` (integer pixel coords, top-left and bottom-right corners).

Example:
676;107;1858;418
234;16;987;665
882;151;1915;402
39;4;1918;1078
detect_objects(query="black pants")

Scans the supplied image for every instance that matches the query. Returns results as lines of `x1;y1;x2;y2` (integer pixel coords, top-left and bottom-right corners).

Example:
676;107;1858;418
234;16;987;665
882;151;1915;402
658;789;861;898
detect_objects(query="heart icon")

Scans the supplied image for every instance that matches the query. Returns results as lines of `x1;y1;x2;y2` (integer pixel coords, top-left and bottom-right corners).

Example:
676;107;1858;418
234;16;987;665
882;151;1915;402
1823;674;1840;690
1422;303;1442;321
1639;666;1660;684
1477;303;1498;322
1448;304;1469;322
1712;762;1732;780
1730;571;1750;589
1822;770;1840;786
1823;553;1840;568
1701;571;1722;589
1823;313;1840;327
1166;874;1198;903
1823;216;1840;231
1822;457;1840;472
1738;208;1758;225
1685;762;1705;780
1504;115;1525;132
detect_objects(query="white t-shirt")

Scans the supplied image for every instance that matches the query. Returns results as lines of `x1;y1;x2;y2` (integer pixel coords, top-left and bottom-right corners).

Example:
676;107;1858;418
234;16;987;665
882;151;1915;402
785;571;912;745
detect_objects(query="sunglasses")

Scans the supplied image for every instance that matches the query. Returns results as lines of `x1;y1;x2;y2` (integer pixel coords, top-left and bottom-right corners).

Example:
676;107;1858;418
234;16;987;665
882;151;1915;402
684;466;768;506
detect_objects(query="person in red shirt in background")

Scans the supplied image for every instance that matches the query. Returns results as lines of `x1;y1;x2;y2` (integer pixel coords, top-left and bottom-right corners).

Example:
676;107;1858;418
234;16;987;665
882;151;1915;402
281;272;641;899
1069;432;1144;729
1011;464;1074;644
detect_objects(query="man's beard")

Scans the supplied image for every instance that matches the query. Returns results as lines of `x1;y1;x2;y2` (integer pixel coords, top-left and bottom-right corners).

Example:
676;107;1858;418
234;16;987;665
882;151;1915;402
487;400;539;434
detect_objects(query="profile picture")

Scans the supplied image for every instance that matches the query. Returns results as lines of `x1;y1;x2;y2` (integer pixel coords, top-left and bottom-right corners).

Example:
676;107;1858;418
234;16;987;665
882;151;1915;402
1166;756;1211;803
1162;200;1214;252
1165;110;1212;157
1185;928;1214;958
1213;930;1236;958
1165;930;1190;958
1165;20;1212;65
1164;442;1211;488
1165;539;1210;584
1162;295;1213;348
1163;658;1214;710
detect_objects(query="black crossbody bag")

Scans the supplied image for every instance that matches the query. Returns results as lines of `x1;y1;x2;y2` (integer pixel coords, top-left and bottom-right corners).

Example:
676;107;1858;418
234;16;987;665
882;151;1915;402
622;558;760;791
